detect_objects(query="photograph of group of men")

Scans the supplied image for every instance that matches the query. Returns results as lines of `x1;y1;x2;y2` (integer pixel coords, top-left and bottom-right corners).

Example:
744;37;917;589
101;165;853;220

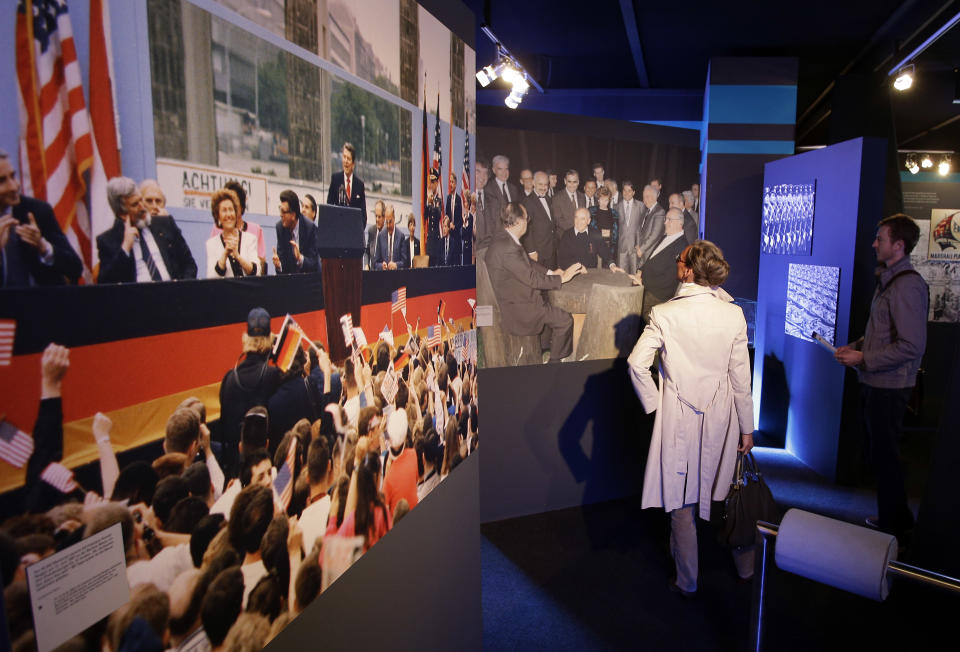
475;152;701;365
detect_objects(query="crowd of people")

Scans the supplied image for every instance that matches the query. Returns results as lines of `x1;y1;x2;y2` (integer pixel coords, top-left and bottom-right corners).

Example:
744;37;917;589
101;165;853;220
477;156;703;361
0;142;475;289
1;307;478;652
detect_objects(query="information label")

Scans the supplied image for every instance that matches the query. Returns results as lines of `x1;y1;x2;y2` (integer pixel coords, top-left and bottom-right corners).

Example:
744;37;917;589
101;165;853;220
26;522;130;652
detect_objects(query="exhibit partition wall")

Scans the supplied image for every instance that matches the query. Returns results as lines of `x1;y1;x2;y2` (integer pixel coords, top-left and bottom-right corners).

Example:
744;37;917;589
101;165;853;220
476;106;700;368
1;1;480;651
752;137;887;479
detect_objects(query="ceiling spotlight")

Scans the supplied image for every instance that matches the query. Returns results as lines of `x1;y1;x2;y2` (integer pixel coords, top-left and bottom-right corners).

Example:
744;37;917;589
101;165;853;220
905;155;920;174
893;64;915;91
476;60;507;87
939;156;952;176
504;86;526;109
921;154;934;169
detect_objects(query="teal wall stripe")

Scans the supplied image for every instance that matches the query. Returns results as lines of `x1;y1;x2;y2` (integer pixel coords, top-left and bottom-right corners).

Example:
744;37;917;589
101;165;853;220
706;140;796;155
900;171;960;183
707;85;798;124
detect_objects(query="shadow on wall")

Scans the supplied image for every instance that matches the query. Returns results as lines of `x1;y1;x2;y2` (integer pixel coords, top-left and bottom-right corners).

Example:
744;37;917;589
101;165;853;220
758;353;788;448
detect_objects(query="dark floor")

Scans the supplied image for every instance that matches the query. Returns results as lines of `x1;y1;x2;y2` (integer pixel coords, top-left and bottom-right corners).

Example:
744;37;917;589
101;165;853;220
481;447;959;652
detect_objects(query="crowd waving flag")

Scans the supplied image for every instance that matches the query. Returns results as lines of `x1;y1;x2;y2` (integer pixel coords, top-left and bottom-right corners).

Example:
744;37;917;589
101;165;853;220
272;315;303;373
17;0;120;278
427;324;441;349
0;320;15;366
461;120;471;207
391;286;407;315
274;438;297;512
41;461;78;493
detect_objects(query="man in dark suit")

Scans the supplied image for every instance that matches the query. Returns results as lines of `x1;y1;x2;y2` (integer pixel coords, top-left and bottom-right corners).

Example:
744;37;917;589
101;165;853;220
445;171;464;236
485;202;583;363
521;171;557;270
405;214;421;265
365;200;385;270
552;169;587;235
0;151;82;287
558;207;610;269
490;155;520;207
635;184;666;267
374;204;407;270
326;142;367;231
682;190;700;242
636;208;689;318
272;189;319;274
476;159;502;253
96;176;197;284
430;215;462;267
615;180;643;273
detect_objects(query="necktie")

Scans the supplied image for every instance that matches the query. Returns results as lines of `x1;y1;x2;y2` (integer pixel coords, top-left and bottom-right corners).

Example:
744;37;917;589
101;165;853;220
501;182;509;202
444;238;449;261
346;177;351;204
139;231;162;281
479;191;484;211
388;234;393;262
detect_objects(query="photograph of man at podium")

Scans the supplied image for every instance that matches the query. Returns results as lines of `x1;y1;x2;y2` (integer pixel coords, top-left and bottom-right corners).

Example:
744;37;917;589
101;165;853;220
326;141;367;232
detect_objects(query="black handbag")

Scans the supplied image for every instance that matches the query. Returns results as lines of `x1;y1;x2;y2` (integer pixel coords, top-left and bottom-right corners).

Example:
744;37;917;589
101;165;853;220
717;452;780;548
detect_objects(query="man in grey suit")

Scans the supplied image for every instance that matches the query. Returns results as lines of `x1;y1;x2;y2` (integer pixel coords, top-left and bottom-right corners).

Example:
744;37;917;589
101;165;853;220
615;180;643;274
491;155;521;206
552;169;586;235
476;159;502;253
521;171;558;270
365;200;385;270
485;201;583;363
635;184;666;267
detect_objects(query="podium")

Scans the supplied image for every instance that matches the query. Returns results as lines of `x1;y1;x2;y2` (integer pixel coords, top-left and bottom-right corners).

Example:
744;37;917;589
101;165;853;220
316;204;365;361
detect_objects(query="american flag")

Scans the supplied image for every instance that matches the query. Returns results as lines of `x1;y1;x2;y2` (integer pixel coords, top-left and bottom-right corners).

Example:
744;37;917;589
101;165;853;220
427;325;441;349
391;287;407;315
352;327;368;349
432;94;442;180
274;438;297;512
461;121;471;207
0;420;33;468
339;314;354;349
17;0;118;277
0;320;14;366
380;366;399;404
379;325;394;347
41;461;78;493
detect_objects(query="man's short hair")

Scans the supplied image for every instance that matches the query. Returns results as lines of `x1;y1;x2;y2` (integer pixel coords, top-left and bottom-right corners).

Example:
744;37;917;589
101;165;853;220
164;496;209;534
564;169;579;180
306;437;331;485
342;142;356;159
189;513;225;568
374;199;385;214
240;406;270;450
201;567;244;647
666;207;684;221
681;190;694;204
152;476;190;525
139;179;165;199
295;554;322;610
878;214;921;254
592;162;604;172
303;193;317;212
501;202;526;228
111;584;170;652
491;154;509;168
165;408;200;454
475;159;489;171
623;180;636;192
111;461;158;505
177;397;206;423
106;177;138;218
223;180;247;214
0;149;9;161
642;184;655;195
228;485;275;554
182;461;212;501
279;189;300;216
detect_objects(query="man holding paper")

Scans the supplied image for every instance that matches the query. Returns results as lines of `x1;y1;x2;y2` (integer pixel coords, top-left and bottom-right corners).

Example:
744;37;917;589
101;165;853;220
835;214;928;546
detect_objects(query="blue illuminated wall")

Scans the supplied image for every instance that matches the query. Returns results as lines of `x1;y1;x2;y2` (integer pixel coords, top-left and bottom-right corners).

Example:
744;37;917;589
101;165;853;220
753;137;887;479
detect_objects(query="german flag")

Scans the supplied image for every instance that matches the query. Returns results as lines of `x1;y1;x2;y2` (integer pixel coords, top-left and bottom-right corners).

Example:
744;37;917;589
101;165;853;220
273;316;303;372
393;351;410;371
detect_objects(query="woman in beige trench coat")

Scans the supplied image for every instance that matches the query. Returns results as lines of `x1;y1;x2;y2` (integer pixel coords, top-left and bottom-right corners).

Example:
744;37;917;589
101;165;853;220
627;240;755;597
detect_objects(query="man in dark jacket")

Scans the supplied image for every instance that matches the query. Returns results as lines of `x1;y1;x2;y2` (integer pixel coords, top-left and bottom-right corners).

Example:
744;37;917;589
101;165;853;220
219;308;282;478
0;150;82;287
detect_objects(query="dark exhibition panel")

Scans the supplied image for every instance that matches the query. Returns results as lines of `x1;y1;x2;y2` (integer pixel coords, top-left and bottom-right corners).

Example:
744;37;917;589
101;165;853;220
272;453;482;652
753;137;886;479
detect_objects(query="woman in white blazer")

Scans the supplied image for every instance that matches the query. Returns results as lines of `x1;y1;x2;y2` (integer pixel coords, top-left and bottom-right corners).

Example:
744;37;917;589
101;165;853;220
627;240;755;597
206;188;261;278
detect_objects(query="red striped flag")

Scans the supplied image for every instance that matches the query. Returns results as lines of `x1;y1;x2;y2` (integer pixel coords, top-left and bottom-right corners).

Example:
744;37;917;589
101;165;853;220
41;461;78;493
16;0;103;279
380;366;399;404
274;324;302;373
437;299;446;321
0;420;34;468
274;437;297;512
352;327;368;349
393;351;410;372
427;325;441;349
0;320;15;366
391;287;407;315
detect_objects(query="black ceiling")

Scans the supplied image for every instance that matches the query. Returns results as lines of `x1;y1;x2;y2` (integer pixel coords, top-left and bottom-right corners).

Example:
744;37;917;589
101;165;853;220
465;0;960;153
